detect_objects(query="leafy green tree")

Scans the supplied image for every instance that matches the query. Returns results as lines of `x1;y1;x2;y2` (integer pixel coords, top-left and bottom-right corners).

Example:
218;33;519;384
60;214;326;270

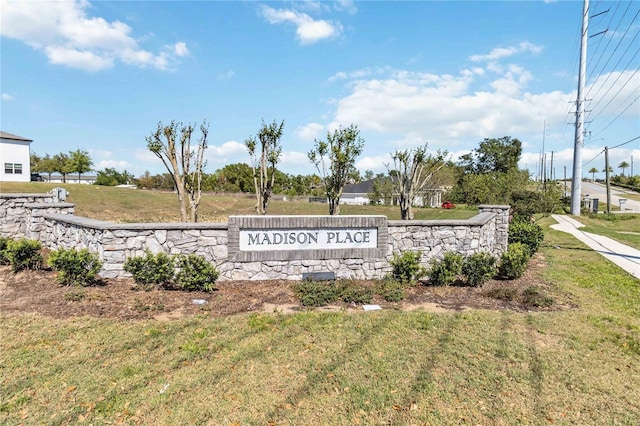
30;152;42;171
452;136;527;205
53;153;72;183
387;143;447;220
96;168;135;186
475;136;522;173
618;161;630;176
368;174;393;205
68;149;94;183
308;124;364;215
588;167;599;182
146;120;209;222
364;170;375;180
245;119;284;214
211;163;254;193
36;154;56;181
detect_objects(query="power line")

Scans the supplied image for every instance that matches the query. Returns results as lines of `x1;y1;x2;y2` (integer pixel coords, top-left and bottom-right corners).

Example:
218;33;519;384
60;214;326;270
583;149;604;167
609;135;640;150
590;89;640;138
586;1;635;99
584;5;639;123
586;41;639;119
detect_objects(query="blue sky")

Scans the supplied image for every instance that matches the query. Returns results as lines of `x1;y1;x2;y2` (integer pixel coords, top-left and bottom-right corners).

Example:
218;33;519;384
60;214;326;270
1;0;638;180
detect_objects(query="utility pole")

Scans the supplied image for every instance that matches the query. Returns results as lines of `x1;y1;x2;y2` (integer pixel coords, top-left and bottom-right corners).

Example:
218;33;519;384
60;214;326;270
550;151;554;181
543;153;547;188
571;0;589;216
605;146;611;214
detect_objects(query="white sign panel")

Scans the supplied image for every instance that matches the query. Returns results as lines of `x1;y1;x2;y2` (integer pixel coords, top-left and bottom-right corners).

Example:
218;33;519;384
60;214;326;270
239;228;378;251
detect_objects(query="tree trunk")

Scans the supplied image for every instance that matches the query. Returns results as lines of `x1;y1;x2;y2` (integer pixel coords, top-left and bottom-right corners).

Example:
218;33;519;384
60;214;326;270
400;195;413;220
329;198;340;215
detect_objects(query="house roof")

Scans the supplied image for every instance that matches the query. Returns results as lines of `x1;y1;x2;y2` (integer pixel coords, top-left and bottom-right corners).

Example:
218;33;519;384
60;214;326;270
343;177;446;195
343;178;379;194
0;131;33;142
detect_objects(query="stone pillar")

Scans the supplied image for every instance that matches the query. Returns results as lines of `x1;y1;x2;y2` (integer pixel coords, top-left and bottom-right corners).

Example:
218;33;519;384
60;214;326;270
478;205;510;255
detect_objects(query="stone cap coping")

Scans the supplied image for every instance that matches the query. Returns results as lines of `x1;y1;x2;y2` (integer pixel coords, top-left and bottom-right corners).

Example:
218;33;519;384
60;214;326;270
388;212;495;227
478;205;511;209
0;193;56;198
41;213;228;230
24;202;75;209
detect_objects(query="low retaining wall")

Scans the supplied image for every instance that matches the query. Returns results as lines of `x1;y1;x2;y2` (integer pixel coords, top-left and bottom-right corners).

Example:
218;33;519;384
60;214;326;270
0;191;509;281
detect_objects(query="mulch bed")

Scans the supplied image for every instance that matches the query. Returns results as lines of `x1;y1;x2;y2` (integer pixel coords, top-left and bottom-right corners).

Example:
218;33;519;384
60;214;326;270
0;253;570;321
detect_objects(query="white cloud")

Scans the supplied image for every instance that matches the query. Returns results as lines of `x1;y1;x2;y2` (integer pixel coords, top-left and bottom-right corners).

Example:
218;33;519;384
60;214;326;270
281;151;310;169
96;159;130;171
296;123;325;141
356;154;394;173
328;66;389;83
218;70;235;80
260;5;342;45
334;0;358;15
1;93;14;101
469;42;543;62
327;64;572;156
208;140;247;157
172;42;189;57
0;0;188;71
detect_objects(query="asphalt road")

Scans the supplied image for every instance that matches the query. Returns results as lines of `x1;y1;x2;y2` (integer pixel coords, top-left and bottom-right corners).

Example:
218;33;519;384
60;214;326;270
578;181;640;213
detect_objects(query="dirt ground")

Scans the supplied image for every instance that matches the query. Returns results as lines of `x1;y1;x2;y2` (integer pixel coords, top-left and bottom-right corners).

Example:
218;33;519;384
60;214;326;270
0;253;568;321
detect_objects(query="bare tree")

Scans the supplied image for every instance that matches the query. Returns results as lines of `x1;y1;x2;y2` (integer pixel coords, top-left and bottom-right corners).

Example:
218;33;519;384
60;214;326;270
387;144;447;220
146;120;209;222
308;124;364;215
245;119;284;215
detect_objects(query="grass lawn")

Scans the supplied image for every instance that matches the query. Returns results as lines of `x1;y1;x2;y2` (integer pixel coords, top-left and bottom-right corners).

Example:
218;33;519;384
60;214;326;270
0;182;477;221
1;215;639;424
573;213;640;251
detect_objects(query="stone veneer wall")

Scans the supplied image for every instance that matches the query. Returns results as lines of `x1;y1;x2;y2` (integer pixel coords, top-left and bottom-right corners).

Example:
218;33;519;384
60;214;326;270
0;192;509;281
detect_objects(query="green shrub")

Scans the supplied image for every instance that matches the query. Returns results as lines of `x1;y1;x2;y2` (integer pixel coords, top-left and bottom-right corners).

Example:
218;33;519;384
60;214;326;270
461;252;498;287
338;280;374;304
428;252;463;286
0;236;12;264
175;254;219;292
389;251;427;284
4;239;43;272
499;242;530;279
509;220;544;255
520;286;554;308
124;251;175;289
376;278;406;302
293;280;340;307
48;247;103;286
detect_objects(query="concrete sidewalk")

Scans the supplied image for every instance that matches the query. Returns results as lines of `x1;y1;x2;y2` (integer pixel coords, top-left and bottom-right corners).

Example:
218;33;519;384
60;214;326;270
550;214;640;280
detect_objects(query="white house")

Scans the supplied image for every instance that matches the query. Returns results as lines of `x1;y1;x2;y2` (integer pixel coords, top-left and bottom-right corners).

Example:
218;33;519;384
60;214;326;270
0;131;32;182
341;178;445;207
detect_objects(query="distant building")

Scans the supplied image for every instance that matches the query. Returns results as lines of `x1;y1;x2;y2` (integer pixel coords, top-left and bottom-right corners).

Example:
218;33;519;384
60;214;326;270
342;178;445;207
0;131;32;182
44;174;97;185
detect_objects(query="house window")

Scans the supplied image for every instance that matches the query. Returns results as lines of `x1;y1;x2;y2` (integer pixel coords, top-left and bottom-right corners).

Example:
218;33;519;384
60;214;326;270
3;163;23;174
